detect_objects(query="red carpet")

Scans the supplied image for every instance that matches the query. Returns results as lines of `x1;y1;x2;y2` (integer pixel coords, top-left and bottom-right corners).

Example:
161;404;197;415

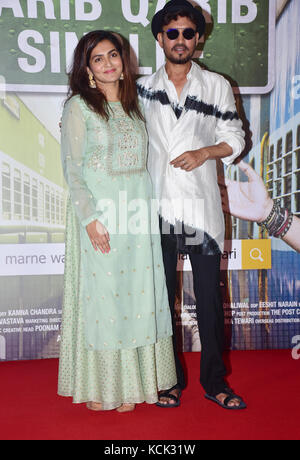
0;350;299;440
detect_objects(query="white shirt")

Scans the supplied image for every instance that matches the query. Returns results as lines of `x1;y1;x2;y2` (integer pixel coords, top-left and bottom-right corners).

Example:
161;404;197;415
137;61;245;252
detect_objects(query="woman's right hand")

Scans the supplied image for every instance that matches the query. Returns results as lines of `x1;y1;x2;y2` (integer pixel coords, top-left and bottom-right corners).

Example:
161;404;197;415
86;220;110;253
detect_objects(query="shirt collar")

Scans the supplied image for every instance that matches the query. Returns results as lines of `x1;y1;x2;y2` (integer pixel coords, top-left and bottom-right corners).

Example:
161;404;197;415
163;60;195;81
161;61;199;105
187;61;195;80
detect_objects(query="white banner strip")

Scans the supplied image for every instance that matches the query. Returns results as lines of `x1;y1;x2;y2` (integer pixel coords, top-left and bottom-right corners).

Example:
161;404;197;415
0;244;65;276
0;238;271;276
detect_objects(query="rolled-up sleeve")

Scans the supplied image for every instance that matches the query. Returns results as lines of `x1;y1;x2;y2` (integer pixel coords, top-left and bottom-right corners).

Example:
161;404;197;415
215;78;245;165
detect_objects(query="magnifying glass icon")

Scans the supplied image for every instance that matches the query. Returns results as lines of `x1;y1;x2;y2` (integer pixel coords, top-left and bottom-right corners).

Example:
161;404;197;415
250;248;264;262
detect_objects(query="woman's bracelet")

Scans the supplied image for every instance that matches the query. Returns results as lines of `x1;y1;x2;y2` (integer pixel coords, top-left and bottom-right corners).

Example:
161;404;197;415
257;201;276;229
274;212;293;239
257;200;293;238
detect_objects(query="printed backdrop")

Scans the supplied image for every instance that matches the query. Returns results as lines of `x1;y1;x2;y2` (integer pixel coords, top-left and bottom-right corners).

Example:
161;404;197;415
0;0;299;361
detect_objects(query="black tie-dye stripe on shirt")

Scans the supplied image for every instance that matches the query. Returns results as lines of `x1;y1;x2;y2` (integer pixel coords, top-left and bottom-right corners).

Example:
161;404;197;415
184;95;239;121
137;84;239;121
137;84;183;119
137;84;170;105
172;104;183;119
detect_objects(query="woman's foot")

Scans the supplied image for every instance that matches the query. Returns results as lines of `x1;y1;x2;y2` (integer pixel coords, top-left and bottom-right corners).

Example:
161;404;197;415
116;403;135;413
86;401;103;411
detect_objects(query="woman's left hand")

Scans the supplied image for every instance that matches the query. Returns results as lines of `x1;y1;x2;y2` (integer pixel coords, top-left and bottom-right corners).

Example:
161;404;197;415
86;219;110;253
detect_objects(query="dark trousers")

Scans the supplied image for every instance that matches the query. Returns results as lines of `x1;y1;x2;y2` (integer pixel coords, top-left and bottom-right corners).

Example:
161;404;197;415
162;249;227;396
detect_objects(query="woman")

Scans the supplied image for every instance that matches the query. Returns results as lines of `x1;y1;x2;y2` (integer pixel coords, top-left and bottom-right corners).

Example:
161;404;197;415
57;31;177;412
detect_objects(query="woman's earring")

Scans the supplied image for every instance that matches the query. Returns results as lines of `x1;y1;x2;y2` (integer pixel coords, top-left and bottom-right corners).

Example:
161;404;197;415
88;73;96;89
120;72;124;80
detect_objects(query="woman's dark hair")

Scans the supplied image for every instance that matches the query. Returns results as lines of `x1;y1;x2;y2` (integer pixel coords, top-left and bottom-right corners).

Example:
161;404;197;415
162;9;198;29
67;30;143;121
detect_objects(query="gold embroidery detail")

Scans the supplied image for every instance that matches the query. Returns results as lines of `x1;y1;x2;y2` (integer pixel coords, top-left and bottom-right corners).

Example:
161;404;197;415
87;146;105;171
105;105;147;177
118;151;139;168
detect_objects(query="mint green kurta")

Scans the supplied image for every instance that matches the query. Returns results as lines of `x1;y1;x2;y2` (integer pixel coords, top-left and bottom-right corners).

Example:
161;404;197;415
58;96;176;408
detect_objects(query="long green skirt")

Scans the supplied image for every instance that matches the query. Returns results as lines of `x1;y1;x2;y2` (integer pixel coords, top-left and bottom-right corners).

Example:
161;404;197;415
57;201;177;410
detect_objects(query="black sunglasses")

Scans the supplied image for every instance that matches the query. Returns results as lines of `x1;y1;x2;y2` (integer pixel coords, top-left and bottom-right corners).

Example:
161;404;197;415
164;28;196;40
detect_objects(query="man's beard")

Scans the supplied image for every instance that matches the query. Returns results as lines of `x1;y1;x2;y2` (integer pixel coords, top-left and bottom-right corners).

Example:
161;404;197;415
167;54;192;64
164;44;196;65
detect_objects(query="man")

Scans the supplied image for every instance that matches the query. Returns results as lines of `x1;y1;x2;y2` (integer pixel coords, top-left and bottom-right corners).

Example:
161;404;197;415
137;0;246;409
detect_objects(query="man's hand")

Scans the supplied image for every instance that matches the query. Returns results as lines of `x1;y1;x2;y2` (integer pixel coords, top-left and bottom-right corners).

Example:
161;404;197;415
170;142;233;172
170;148;210;171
